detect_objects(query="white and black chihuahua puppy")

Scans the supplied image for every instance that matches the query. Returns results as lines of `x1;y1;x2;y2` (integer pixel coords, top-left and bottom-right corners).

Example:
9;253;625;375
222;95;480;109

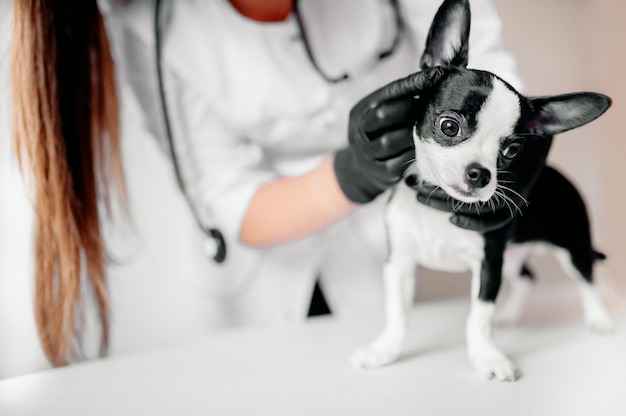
351;0;613;381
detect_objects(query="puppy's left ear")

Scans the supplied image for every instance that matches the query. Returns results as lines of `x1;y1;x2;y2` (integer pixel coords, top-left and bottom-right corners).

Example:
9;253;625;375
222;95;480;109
526;93;612;136
420;0;471;69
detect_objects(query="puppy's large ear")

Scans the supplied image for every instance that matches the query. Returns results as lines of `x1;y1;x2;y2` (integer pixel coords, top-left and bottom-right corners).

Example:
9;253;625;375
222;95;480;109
420;0;471;70
526;93;612;136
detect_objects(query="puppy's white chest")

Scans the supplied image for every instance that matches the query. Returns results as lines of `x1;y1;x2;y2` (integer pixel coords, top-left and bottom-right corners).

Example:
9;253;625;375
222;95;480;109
386;184;485;272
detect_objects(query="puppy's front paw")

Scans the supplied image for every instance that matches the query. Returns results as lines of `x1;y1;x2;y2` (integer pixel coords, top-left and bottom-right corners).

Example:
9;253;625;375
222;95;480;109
586;312;616;335
350;331;404;369
350;344;400;369
471;351;521;382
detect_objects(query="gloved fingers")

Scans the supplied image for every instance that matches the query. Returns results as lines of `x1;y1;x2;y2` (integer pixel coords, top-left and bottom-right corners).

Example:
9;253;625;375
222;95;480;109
415;189;455;212
412;182;449;201
333;146;412;203
367;127;414;160
377;66;448;102
450;212;514;233
362;152;415;190
351;67;447;116
363;99;418;135
382;150;415;178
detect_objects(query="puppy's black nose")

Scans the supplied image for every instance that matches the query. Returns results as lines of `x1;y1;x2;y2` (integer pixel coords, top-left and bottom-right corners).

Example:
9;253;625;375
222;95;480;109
465;163;491;190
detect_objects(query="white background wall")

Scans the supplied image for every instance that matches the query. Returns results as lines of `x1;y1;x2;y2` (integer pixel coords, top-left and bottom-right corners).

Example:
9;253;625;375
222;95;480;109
417;0;626;302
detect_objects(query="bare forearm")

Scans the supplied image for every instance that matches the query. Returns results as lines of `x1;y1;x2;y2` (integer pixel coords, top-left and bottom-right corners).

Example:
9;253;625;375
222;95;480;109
239;156;358;247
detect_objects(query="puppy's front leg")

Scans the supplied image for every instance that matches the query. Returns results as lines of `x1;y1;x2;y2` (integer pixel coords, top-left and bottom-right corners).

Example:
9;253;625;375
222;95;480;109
494;245;534;326
467;232;521;381
351;256;416;369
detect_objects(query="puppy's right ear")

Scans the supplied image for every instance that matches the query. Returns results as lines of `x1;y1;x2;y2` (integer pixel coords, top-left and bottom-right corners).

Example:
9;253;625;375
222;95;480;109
420;0;471;70
526;93;612;136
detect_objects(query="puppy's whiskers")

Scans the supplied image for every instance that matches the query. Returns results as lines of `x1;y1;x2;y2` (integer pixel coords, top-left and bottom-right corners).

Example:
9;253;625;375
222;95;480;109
425;185;442;204
499;184;529;207
494;189;516;217
495;185;526;216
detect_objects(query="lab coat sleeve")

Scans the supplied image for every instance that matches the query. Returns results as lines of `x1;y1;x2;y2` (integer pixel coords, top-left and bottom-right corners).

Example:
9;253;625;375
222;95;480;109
106;0;277;246
399;0;524;92
156;3;282;246
165;74;277;245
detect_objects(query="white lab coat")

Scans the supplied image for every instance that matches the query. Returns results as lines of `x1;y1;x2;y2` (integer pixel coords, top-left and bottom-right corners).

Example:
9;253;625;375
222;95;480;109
0;0;521;379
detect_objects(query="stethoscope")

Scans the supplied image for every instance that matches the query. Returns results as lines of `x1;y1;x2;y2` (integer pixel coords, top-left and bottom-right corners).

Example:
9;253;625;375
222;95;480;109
153;0;404;263
293;0;405;83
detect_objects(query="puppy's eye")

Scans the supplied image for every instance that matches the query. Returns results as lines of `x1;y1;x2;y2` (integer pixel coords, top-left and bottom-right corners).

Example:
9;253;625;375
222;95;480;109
502;143;522;159
439;117;460;137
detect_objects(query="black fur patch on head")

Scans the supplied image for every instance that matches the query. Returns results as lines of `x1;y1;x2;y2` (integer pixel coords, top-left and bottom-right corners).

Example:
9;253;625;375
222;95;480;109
496;92;551;192
413;69;495;146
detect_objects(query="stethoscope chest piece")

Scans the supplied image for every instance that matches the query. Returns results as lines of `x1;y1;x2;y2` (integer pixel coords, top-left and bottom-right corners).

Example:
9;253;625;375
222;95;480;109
204;229;227;263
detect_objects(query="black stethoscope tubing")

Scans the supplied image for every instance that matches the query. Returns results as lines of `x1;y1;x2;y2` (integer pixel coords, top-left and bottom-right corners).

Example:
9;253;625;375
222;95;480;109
293;0;405;83
154;0;227;263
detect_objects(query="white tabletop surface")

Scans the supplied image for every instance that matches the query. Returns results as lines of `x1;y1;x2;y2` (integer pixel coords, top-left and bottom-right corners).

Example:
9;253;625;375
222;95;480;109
1;287;625;416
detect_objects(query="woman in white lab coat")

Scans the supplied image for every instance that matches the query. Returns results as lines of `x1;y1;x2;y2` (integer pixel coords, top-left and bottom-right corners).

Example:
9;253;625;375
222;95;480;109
0;0;521;378
103;0;522;331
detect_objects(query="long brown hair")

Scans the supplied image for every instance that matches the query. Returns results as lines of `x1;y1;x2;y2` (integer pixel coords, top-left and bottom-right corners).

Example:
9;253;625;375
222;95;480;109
10;0;124;366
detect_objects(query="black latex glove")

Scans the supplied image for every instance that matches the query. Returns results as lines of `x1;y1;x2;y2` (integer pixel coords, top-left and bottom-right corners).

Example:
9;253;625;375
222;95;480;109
334;67;447;203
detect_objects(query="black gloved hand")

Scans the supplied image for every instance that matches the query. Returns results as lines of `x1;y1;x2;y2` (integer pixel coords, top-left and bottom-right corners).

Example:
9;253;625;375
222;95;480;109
334;67;447;203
